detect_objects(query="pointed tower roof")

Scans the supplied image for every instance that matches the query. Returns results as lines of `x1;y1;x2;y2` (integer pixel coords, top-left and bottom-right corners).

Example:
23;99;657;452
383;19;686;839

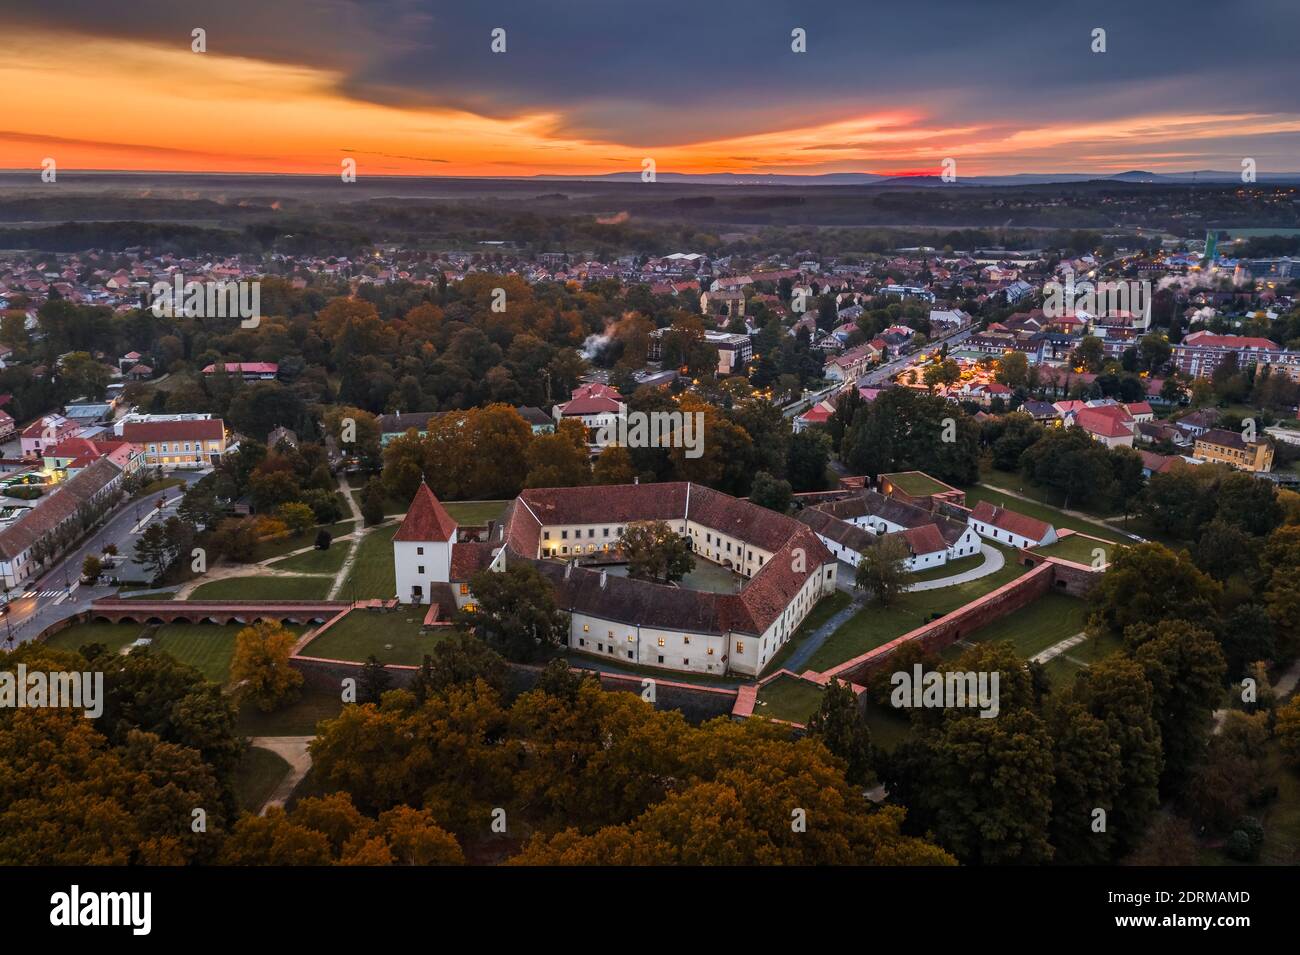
394;482;458;542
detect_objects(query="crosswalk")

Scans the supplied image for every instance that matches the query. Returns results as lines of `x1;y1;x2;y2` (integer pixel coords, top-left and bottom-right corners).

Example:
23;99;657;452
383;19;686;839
21;590;65;600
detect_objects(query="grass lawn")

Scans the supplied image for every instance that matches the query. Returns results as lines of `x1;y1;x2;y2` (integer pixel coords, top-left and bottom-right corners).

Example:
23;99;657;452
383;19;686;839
965;484;1125;544
340;524;398;600
864;703;913;753
267;541;353;575
1036;534;1114;566
46;620;306;685
884;471;950;496
232;746;291;813
235;683;346;737
1042;630;1125;687
249;520;355;563
754;674;824;724
443;500;509;525
136;477;186;497
45;621;146;657
804;548;1029;673
907;552;986;583
188;575;333;601
948;592;1088;660
302;608;450;665
764;590;851;673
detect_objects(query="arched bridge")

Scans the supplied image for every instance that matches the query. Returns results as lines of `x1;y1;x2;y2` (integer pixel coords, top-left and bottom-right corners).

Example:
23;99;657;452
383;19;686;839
89;598;352;626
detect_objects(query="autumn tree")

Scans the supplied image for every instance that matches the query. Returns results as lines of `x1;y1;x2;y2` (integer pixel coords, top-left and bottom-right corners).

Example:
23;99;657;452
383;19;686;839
230;621;304;712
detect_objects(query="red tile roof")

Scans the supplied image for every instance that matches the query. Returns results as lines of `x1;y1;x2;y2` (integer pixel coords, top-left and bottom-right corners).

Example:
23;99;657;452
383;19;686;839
970;500;1053;543
122;419;224;443
558;394;622;416
901;523;947;556
1075;407;1134;438
395;482;458;542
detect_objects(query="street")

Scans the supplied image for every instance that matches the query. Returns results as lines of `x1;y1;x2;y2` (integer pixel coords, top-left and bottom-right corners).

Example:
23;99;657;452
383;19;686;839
2;469;208;648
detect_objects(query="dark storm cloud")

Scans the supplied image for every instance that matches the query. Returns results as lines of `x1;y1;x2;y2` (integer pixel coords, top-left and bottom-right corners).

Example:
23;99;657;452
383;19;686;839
5;0;1299;146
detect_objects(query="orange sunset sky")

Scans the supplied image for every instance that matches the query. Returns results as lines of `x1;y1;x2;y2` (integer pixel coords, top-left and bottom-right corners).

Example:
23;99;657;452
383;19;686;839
3;1;1299;179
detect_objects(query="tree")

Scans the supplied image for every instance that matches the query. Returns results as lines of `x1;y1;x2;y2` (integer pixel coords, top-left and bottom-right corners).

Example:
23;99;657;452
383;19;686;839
411;633;509;699
525;419;590;488
132;521;173;583
995;351;1030;389
1087;543;1221;639
461;564;568;662
230;621;304;712
1072;335;1105;373
1045;697;1123;863
592;445;636;484
621;520;695;583
786;429;830;492
1074;654;1163;854
806;679;873;786
358;655;392;704
855;534;911;607
1019;425;1115;509
1185;710;1269;831
882;644;1055;864
749;471;792;514
277;501;316;536
1275;694;1300;768
361;478;386;527
315;529;332;551
81;554;102;582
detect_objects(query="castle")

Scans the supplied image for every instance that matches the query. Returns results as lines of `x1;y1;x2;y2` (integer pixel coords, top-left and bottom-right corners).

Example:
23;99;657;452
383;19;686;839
391;481;838;677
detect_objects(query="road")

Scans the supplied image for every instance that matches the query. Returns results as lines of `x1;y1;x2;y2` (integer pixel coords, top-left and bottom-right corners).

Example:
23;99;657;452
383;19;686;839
860;326;976;387
1;470;207;648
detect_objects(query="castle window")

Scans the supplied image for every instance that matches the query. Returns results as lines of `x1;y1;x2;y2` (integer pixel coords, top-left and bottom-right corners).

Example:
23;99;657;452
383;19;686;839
583;624;590;632
417;566;425;575
417;546;424;555
459;584;469;595
657;637;665;647
736;641;745;653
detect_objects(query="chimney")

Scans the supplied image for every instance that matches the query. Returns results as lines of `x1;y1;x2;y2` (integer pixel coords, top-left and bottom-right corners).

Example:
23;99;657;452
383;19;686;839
599;569;608;589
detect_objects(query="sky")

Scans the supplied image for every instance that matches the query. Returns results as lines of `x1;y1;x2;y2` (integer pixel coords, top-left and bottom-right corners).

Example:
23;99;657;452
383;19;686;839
3;0;1299;178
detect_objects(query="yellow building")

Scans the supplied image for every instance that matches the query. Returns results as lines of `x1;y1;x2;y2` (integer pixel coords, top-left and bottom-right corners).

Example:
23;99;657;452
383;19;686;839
1193;428;1274;473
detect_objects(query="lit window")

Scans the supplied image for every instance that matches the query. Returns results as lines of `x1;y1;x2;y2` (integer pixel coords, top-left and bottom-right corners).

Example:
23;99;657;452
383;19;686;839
459;584;469;596
736;641;745;653
657;637;665;647
583;624;590;632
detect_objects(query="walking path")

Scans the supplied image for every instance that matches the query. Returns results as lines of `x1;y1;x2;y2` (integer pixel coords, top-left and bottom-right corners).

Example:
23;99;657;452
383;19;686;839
1031;631;1089;664
250;736;314;815
782;595;866;675
906;543;1005;592
328;475;368;600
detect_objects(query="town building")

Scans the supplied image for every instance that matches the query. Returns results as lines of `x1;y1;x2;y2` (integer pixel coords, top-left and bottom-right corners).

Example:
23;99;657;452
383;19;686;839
1192;428;1274;473
119;418;228;469
967;500;1058;549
